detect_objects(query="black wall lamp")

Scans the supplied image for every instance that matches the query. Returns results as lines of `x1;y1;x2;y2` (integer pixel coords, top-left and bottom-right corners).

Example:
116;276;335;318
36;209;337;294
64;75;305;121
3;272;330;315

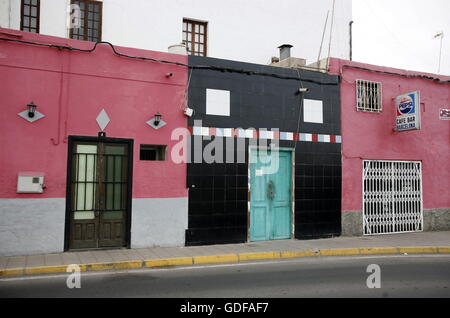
146;112;166;130
27;101;37;118
298;88;310;94
154;112;162;126
18;101;44;123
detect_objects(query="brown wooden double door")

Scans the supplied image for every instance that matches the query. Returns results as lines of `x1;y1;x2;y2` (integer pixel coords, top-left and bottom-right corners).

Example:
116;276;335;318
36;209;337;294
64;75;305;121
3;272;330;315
68;137;132;250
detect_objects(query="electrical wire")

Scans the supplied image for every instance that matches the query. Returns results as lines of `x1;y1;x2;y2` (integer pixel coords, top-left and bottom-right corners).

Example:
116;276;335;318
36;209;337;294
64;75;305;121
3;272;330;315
0;37;189;66
192;64;337;85
341;64;450;84
3;36;446;92
0;36;338;86
180;66;193;111
294;68;305;152
359;0;435;72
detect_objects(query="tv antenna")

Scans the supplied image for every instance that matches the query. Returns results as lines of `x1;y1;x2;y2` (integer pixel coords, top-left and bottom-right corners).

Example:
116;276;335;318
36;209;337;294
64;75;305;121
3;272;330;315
433;31;444;73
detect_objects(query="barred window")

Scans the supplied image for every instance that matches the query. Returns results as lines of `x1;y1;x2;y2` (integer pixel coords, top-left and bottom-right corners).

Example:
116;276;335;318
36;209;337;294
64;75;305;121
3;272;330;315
70;0;102;42
356;79;382;112
21;0;40;33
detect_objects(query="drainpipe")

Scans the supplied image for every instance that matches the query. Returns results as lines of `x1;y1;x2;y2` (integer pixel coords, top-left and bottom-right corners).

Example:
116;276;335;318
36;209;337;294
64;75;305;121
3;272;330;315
51;55;64;146
51;48;70;145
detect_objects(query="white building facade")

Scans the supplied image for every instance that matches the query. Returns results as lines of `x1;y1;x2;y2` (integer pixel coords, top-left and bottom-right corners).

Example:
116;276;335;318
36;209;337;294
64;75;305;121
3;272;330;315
0;0;352;64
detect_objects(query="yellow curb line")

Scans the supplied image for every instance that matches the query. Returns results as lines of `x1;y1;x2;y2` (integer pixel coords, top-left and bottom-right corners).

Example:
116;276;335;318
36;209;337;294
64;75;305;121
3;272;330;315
193;254;239;264
280;250;318;258
358;247;399;255
86;261;143;271
398;247;438;254
239;252;281;261
25;265;75;275
1;246;449;277
319;248;362;256
0;268;24;277
145;257;193;268
438;247;450;253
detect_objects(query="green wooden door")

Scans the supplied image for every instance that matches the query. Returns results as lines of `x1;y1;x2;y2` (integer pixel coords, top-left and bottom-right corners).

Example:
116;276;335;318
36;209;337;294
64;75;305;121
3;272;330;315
250;149;292;241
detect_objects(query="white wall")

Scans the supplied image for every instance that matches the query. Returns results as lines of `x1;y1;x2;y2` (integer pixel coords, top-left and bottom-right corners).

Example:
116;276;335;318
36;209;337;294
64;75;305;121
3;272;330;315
131;197;188;248
0;198;66;256
40;0;69;38
0;0;10;28
1;0;352;65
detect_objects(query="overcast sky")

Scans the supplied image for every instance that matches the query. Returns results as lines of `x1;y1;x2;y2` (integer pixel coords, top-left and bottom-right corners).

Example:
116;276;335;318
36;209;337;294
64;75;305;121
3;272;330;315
352;0;450;76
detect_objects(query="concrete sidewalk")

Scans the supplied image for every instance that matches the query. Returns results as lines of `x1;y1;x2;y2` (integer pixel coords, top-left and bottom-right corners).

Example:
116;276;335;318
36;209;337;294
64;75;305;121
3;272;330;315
1;231;449;277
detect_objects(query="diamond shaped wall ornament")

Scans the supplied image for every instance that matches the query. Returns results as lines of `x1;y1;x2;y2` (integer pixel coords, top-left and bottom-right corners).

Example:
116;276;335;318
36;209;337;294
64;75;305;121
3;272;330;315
146;118;167;130
96;109;110;131
18;110;45;123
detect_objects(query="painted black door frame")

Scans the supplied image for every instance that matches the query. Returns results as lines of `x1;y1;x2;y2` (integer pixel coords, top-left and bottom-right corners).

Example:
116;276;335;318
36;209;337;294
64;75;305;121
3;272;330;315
64;135;134;251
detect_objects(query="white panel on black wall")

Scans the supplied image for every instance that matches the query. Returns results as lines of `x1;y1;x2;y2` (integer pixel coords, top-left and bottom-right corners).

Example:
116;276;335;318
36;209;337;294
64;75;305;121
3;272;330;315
206;89;230;116
303;99;323;124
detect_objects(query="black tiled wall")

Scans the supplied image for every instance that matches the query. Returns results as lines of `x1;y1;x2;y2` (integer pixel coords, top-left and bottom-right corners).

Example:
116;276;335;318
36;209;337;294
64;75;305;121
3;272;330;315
186;56;341;246
289;141;342;240
186;137;250;245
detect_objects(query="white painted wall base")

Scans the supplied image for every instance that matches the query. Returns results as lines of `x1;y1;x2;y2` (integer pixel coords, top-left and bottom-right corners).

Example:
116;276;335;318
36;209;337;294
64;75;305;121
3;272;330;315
0;198;66;256
0;196;188;255
131;197;188;248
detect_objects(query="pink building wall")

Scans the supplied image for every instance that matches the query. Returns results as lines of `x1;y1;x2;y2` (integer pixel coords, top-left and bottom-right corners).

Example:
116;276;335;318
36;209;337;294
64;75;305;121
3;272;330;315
0;28;188;199
0;29;189;255
328;58;450;233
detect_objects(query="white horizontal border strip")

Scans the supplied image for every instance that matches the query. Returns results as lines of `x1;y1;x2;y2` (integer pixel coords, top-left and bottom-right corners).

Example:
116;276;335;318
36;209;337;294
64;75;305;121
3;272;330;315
190;127;341;144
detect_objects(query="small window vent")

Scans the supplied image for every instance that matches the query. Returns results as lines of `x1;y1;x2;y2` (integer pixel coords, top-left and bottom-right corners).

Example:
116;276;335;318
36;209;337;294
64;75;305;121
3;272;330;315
140;145;166;161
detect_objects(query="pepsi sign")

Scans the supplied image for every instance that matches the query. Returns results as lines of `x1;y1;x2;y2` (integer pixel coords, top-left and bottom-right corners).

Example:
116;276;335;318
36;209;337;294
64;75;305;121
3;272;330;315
397;95;415;115
395;91;421;131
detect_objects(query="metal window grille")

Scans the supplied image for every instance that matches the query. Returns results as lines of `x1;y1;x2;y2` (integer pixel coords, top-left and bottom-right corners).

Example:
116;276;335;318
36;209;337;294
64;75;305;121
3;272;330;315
356;79;382;112
72;147;128;216
363;160;423;235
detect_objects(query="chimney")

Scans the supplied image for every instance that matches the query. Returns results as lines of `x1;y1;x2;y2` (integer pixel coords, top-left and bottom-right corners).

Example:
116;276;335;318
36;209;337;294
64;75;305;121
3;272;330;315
269;44;306;69
278;44;293;60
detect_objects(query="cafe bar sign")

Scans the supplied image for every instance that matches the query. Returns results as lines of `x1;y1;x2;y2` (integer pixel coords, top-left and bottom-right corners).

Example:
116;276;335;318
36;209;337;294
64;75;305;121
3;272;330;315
395;91;421;131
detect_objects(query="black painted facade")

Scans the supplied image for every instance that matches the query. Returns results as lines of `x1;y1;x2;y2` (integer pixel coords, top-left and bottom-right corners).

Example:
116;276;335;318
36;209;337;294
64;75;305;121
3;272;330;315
186;56;341;245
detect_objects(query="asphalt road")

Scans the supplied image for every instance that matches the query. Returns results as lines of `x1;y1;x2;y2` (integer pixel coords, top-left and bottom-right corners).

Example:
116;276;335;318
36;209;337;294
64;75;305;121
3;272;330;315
0;254;449;298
